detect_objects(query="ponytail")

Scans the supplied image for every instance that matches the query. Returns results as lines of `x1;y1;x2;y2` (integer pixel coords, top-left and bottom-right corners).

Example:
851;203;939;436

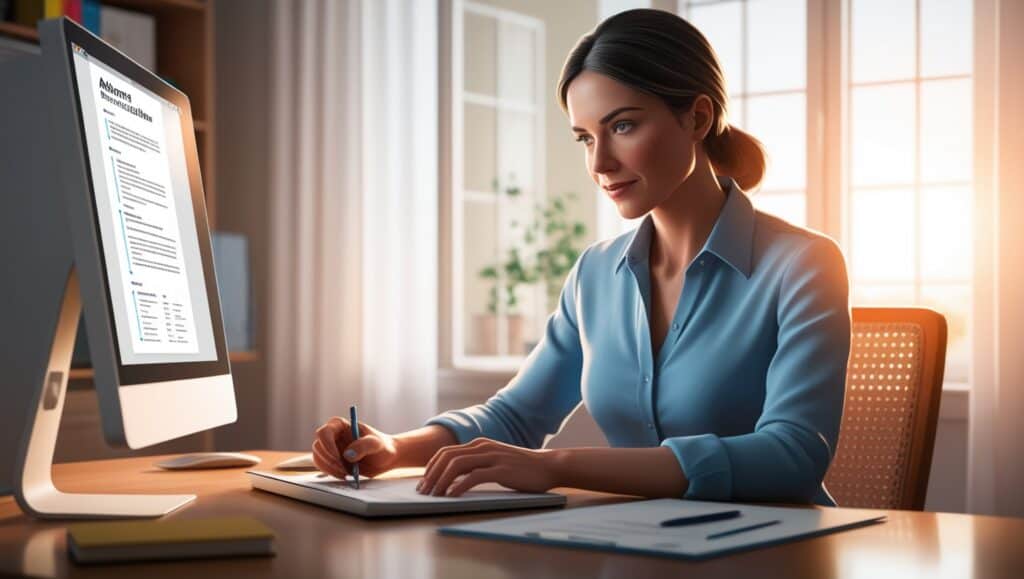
704;124;768;192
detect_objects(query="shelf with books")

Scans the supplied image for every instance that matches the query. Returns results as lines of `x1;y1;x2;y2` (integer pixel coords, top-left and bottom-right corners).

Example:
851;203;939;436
0;0;217;224
104;0;206;14
0;20;38;42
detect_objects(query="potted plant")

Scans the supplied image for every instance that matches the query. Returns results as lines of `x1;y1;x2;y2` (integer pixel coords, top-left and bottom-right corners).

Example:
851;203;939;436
473;182;587;356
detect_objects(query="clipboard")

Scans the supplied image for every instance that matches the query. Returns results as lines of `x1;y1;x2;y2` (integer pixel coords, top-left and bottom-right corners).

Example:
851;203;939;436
439;498;885;560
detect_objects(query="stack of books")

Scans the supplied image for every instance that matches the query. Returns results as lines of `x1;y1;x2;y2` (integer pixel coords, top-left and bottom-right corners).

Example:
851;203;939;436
67;516;275;564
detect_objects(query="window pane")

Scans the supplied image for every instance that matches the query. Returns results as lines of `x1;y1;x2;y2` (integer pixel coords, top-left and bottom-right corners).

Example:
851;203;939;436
497;110;535;194
747;0;806;93
746;93;806;191
921;78;973;183
751;191;806;227
920;284;970;382
920;186;971;282
851;187;916;282
464;103;496;192
497;20;535;104
851;0;915;83
727;95;744;128
921;0;972;77
504;194;543;356
688;1;744;95
464;12;496;95
852;283;916;306
463;199;500;355
852;84;915;187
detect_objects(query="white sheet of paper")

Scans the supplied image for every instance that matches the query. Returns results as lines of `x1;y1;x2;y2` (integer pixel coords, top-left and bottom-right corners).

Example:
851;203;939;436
441;498;886;558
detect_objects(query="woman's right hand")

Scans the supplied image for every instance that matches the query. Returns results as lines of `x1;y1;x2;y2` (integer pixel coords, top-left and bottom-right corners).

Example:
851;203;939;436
312;417;400;480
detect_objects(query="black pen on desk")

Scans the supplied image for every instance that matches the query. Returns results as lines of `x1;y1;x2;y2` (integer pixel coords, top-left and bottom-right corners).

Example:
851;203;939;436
349;405;360;489
659;509;741;527
706;520;780;540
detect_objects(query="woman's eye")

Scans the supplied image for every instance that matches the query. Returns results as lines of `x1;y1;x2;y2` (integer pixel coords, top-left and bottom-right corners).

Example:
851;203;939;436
574;122;630;145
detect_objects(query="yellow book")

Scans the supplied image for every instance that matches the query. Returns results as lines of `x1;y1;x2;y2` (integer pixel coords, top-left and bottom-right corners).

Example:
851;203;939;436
67;516;275;564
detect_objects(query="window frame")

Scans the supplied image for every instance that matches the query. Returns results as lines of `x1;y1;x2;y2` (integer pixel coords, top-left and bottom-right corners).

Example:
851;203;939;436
448;0;547;372
837;0;974;389
682;0;812;228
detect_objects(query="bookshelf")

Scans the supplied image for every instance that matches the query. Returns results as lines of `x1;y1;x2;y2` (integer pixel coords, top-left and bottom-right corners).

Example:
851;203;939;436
2;1;253;458
1;0;216;221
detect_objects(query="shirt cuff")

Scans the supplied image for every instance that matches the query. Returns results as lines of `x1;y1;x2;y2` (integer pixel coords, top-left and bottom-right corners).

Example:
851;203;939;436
660;434;733;501
423;413;480;445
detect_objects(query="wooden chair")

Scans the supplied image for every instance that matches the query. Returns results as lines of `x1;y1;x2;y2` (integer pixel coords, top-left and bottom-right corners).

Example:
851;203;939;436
824;307;947;511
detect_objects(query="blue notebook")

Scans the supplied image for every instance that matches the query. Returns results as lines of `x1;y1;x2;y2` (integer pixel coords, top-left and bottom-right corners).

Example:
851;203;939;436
439;498;885;560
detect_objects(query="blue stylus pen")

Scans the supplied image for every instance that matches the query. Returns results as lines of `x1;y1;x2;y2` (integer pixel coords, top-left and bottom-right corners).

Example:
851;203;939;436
349;405;360;489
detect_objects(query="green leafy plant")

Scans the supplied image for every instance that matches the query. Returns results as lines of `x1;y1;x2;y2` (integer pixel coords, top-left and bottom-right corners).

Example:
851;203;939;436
479;184;588;315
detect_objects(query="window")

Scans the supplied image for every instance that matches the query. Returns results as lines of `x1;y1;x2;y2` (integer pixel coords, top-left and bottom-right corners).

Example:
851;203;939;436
446;1;975;386
683;0;809;227
451;1;547;369
845;0;973;383
684;0;972;385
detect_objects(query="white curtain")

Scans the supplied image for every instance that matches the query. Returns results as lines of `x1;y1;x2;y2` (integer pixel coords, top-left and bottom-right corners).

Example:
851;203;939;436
968;0;1024;517
268;0;439;450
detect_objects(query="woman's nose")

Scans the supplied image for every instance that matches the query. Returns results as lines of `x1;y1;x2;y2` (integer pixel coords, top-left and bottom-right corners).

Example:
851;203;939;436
590;139;619;175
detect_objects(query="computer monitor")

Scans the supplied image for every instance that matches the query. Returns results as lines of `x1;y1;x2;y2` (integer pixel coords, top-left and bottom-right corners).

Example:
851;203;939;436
0;18;236;518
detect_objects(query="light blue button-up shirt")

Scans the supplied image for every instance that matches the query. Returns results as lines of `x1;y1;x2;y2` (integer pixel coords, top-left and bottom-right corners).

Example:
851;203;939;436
426;176;851;505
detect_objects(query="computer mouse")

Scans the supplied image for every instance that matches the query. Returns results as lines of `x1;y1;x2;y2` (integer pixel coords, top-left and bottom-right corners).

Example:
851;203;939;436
275;453;317;471
155;452;262;470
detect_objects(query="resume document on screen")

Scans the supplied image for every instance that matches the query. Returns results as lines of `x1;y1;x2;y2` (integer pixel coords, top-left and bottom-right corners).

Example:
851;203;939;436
72;44;217;366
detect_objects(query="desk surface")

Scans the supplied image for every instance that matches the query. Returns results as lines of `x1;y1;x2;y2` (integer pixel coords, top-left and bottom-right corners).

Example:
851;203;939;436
0;450;1020;578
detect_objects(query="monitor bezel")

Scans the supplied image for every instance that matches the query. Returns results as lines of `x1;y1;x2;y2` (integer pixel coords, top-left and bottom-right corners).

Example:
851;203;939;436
53;18;231;385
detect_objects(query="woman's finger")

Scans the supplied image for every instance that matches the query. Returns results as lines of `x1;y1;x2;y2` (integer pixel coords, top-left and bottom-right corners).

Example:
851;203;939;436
421;453;495;496
315;417;348;461
445;466;504;497
420;441;498;492
423;437;492;476
343;434;383;463
423;441;458;474
312;439;350;480
312;439;346;478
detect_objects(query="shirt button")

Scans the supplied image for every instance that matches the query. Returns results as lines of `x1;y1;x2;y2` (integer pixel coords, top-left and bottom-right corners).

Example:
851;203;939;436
647;423;654;429
699;259;705;267
671;322;680;332
642;375;650;383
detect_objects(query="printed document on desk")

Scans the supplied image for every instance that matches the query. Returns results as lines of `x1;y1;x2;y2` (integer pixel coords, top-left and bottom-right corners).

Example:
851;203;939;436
247;470;566;518
439;498;885;560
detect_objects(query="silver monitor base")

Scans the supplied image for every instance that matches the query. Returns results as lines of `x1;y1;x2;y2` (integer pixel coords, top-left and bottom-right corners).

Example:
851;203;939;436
13;269;195;519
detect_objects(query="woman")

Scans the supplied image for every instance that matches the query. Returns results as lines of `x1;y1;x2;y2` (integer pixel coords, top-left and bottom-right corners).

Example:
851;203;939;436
312;9;850;505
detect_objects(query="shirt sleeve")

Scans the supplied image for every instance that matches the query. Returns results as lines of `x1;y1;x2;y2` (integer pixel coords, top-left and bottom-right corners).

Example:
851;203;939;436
423;249;589;449
660;237;851;503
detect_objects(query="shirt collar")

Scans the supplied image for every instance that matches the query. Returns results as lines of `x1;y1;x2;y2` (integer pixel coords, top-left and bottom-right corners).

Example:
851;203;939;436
614;176;755;278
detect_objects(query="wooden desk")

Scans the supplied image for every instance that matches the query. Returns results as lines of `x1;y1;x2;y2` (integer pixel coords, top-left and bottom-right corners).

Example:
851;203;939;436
0;451;1020;578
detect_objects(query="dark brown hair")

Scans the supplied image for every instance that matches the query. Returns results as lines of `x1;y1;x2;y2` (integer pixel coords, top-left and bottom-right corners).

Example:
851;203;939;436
557;9;767;191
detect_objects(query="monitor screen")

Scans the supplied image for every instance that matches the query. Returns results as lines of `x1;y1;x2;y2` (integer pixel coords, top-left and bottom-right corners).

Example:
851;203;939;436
70;42;217;366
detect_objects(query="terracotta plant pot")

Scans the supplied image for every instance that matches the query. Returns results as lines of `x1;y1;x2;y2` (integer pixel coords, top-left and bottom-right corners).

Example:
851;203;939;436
470;313;525;356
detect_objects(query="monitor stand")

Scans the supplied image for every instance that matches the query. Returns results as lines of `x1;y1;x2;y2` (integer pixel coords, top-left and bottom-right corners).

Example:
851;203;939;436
12;267;195;519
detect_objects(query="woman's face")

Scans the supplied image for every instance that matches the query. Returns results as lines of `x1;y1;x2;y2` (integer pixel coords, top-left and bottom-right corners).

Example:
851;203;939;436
566;70;712;219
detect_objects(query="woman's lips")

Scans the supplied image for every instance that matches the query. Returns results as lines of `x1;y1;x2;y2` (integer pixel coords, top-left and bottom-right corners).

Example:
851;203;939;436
604;180;637;199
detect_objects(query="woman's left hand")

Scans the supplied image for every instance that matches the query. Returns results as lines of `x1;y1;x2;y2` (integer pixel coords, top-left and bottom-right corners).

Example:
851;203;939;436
416;437;561;497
